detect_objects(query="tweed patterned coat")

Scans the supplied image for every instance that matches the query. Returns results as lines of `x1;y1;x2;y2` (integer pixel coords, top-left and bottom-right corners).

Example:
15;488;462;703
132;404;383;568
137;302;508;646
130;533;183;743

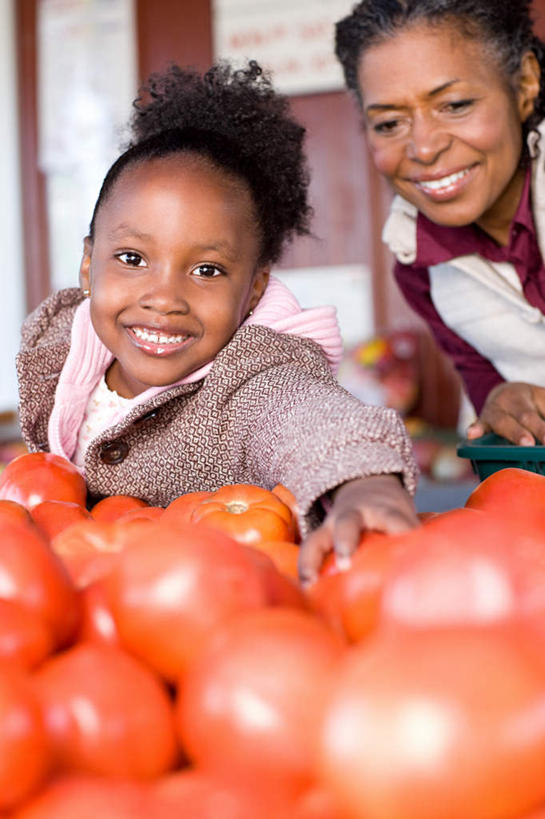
16;289;418;534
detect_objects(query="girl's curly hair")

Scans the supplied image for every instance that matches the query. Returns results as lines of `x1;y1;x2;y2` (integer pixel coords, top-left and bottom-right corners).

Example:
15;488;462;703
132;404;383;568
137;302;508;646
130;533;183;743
335;0;545;161
90;61;312;265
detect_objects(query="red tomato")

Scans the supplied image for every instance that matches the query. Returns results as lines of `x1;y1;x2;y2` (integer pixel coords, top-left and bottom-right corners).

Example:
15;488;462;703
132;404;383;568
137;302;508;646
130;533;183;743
90;495;149;523
105;522;269;680
190;484;296;545
379;508;545;631
250;539;300;580
0;600;53;669
31;500;92;541
242;545;307;609
34;643;179;778
272;483;301;543
0;519;79;647
0;452;87;509
12;775;148;819
309;509;518;642
162;491;213;525
319;626;545;819
150;769;290;819
466;467;545;532
289;786;346;819
176;607;345;791
0;668;50;811
117;506;164;523
308;530;400;642
0;499;32;525
77;580;120;647
51;518;152;588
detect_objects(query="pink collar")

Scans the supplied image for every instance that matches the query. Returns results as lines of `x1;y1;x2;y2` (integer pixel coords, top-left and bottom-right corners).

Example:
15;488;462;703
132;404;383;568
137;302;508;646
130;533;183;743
48;276;343;462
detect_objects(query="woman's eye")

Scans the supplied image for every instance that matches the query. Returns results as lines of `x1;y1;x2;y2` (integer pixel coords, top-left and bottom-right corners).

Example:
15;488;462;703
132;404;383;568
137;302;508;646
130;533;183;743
372;119;402;135
116;251;146;267
192;264;222;278
444;99;474;114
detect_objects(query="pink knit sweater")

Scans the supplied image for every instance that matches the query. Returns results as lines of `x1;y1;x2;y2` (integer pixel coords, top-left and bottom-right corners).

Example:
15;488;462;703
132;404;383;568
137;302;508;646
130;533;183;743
48;277;343;462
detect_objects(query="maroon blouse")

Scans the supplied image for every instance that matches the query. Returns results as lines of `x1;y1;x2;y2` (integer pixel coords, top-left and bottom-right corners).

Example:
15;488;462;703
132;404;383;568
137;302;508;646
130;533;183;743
393;169;545;413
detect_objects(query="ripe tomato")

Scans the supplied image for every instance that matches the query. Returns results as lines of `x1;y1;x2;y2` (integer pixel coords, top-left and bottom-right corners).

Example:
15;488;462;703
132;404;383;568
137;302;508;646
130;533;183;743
242;545;306;609
0;668;50;811
76;579;120;647
105;521;270;681
309;509;510;643
0;519;79;647
34;643;179;779
0;452;87;509
31;500;91;541
289;786;346;819
51;518;153;588
190;484;296;545
250;539;300;580
176;607;345;791
90;495;149;522
0;600;54;669
0;499;32;525
162;491;213;525
319;626;545;819
272;483;301;542
379;508;535;630
12;775;148;819
117;506;164;523
308;530;401;642
150;769;290;819
466;467;545;532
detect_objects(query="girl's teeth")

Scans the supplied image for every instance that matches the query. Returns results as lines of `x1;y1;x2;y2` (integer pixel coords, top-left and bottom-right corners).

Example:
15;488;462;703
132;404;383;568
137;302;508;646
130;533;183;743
133;327;186;344
418;168;469;191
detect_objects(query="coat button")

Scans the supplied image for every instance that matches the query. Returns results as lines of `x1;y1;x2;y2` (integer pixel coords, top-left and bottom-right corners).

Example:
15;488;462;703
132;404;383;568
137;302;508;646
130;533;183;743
99;441;129;464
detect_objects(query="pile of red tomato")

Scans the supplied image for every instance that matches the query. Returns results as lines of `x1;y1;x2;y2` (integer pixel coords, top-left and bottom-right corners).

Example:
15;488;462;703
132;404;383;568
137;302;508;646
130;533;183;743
2;453;545;818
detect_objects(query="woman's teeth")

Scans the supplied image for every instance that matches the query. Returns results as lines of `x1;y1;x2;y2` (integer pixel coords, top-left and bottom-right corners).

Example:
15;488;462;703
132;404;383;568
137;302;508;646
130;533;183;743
417;168;470;191
132;327;187;344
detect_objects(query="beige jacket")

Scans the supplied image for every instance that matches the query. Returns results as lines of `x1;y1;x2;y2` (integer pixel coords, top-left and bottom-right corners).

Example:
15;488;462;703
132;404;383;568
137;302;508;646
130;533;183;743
16;289;417;533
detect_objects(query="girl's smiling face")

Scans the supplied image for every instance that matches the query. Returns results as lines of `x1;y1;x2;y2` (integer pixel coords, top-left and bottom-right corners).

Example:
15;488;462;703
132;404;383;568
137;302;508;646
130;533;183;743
358;23;540;243
80;155;269;398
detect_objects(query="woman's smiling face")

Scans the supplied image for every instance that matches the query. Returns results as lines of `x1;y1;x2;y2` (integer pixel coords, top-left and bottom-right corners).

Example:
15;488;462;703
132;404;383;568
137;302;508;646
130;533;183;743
357;22;540;241
80;154;269;398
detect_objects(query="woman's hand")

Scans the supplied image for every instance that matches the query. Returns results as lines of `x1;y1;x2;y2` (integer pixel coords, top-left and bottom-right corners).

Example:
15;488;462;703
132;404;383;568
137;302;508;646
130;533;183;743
467;382;545;446
297;474;419;587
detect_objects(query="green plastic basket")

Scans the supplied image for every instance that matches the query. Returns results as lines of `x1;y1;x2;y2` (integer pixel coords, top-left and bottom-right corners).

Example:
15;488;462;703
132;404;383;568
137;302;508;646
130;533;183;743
457;433;545;480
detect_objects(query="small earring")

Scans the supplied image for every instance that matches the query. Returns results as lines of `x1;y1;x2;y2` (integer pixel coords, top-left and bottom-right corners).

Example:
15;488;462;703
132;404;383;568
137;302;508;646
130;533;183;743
247;308;254;317
82;289;90;297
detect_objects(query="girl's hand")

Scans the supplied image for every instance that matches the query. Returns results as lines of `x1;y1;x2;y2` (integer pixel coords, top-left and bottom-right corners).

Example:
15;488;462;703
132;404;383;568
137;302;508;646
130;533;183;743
297;474;419;587
467;382;545;446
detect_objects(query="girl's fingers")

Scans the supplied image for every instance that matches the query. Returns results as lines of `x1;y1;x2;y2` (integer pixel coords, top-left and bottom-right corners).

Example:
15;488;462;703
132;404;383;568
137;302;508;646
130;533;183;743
297;525;333;587
332;509;362;570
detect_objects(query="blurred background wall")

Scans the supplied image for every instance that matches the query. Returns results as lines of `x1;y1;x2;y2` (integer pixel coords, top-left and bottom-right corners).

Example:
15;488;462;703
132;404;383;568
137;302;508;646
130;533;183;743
5;0;545;431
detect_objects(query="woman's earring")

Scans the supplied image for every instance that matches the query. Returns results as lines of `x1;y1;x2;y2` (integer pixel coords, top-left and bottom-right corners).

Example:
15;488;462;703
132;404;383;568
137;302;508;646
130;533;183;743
247;308;254;317
82;289;90;297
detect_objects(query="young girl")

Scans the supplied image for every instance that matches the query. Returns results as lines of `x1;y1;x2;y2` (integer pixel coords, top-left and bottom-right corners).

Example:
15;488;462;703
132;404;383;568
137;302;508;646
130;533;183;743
335;0;545;447
16;61;417;584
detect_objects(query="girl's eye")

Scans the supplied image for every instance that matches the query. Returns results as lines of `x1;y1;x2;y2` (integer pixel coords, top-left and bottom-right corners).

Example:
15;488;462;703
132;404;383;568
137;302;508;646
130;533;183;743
192;264;223;278
116;251;146;267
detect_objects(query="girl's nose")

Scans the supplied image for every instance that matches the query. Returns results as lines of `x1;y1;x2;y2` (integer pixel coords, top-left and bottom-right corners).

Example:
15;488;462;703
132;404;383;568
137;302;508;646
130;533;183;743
406;115;451;164
139;269;190;315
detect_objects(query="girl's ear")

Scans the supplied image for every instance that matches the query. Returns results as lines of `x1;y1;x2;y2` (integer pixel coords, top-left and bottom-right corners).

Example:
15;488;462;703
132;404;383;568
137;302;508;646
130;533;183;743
517;50;541;122
79;236;93;292
248;266;270;313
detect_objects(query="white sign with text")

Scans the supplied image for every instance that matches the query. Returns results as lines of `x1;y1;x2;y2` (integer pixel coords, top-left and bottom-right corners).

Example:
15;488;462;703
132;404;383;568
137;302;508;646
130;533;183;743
213;0;354;95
